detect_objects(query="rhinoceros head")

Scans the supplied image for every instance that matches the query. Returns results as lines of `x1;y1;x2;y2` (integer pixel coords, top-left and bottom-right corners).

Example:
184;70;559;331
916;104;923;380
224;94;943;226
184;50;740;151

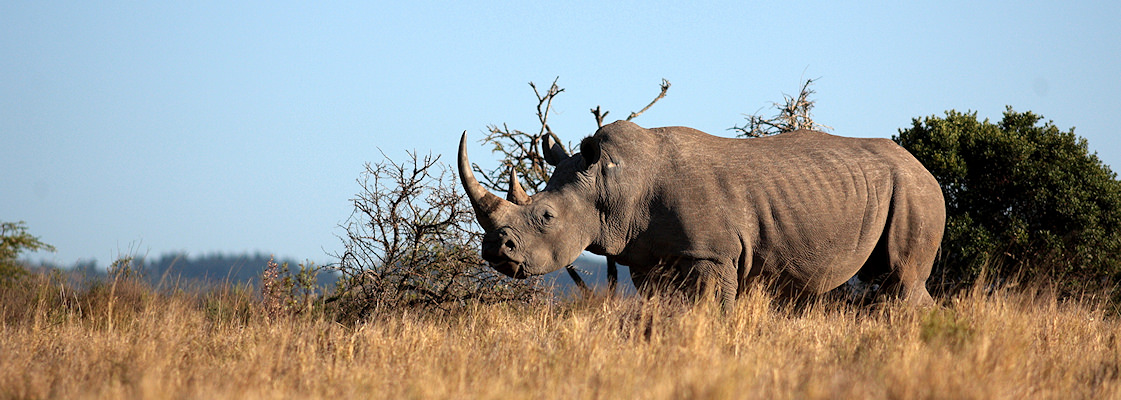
457;132;604;278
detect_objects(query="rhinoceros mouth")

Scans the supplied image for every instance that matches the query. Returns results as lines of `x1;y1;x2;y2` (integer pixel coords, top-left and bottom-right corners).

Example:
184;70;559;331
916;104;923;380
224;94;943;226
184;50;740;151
491;260;530;279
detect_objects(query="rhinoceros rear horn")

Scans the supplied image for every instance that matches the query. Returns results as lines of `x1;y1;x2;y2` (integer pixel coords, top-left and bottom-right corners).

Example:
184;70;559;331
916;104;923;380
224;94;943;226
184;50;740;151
542;133;570;166
506;166;532;205
458;132;514;229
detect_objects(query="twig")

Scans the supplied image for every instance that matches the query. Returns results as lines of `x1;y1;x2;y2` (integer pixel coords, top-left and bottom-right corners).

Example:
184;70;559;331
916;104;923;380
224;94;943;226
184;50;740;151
627;79;671;121
532;77;564;137
590;106;608;128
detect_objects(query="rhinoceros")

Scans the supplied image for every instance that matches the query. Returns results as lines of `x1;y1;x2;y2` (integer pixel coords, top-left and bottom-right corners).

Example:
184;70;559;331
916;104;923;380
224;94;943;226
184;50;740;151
458;120;945;308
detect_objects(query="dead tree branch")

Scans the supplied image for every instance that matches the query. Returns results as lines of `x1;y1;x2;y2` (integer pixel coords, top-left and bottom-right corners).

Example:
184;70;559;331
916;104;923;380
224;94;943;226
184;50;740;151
627;79;672;121
591;106;608;128
531;77;564;138
589;79;672;128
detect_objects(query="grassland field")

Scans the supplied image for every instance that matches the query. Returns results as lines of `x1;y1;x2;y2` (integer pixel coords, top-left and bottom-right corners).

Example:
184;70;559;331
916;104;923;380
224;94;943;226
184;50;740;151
1;269;1119;400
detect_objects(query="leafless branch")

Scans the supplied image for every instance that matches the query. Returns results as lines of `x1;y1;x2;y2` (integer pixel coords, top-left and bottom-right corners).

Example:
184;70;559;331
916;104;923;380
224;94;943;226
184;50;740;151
591;106;608;128
590;79;671;128
531;77;564;138
627;79;672;121
480;80;572;195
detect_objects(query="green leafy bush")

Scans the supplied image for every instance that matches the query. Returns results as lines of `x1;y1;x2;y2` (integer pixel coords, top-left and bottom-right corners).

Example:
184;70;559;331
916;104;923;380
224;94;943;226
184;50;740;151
894;108;1121;290
1;221;56;285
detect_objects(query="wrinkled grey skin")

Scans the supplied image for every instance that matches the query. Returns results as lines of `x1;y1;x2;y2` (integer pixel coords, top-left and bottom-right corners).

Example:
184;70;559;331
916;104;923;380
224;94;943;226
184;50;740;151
458;120;945;308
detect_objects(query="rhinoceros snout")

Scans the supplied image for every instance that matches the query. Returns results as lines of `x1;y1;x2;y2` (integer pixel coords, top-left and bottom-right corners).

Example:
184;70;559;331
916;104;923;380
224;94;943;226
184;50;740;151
481;245;507;264
481;238;515;263
482;234;527;278
483;249;526;278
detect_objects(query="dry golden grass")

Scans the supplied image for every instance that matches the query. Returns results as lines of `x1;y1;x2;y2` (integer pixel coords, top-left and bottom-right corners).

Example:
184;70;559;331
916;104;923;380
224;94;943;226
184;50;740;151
1;272;1119;399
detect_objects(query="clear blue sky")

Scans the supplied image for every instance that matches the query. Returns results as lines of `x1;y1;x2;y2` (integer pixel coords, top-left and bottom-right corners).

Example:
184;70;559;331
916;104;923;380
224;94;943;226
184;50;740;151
3;1;1119;267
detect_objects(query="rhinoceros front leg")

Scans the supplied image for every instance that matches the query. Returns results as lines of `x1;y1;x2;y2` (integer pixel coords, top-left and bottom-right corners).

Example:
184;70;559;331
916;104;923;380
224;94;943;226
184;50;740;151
628;267;655;295
631;257;738;312
689;259;738;313
629;262;685;297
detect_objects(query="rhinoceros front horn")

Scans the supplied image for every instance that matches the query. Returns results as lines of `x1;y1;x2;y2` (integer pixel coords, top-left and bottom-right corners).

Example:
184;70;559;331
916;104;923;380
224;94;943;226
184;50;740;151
458;132;515;230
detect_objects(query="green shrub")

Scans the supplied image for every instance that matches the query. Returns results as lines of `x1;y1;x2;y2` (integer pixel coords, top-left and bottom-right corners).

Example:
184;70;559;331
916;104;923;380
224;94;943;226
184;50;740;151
1;221;56;285
894;108;1121;290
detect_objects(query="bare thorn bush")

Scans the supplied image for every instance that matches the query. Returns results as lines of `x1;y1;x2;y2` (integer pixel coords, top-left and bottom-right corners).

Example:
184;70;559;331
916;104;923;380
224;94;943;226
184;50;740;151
731;78;832;137
331;151;546;320
260;257;287;320
479;77;673;194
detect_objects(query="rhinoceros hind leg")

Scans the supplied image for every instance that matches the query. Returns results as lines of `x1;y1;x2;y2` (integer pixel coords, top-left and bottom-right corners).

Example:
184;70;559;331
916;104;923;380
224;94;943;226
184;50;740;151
857;206;940;307
880;194;942;307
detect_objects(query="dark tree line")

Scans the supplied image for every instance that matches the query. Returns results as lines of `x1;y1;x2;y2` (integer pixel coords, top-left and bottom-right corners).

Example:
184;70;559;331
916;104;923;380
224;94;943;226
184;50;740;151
5;249;324;288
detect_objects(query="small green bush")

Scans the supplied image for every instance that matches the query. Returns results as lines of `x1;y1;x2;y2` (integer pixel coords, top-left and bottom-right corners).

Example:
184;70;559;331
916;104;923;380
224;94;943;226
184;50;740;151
1;221;56;285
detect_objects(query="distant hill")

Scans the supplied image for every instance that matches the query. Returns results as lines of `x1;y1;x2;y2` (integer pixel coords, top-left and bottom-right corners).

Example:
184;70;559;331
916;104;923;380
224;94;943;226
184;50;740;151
137;252;329;287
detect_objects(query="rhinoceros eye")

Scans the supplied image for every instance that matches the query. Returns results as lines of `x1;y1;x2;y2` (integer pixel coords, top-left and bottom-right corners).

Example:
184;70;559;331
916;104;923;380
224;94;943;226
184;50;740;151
535;209;556;232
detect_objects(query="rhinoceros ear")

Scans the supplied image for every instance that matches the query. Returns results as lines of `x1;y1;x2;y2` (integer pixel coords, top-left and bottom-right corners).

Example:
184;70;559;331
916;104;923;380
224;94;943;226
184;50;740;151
579;136;601;168
542;133;570;166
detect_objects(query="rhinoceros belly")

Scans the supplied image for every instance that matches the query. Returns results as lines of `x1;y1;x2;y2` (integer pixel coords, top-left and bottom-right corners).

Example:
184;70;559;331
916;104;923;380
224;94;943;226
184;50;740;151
745;157;892;292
